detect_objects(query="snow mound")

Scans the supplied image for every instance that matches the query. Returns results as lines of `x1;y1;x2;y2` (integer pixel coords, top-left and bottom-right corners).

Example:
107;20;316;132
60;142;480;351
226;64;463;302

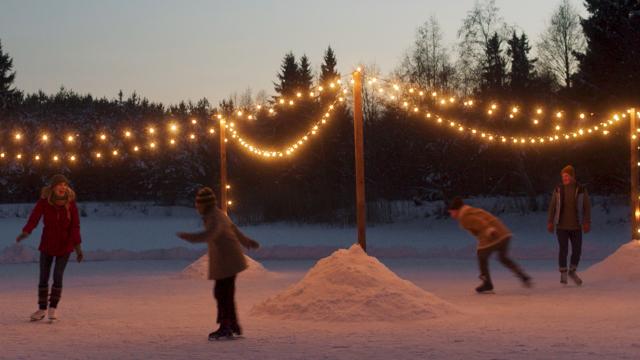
585;241;640;282
251;244;458;322
179;254;270;280
0;244;38;263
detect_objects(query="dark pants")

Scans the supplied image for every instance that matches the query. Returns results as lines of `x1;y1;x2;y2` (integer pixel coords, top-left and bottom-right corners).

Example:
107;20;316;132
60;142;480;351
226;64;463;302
214;275;238;327
477;238;528;283
38;252;70;310
556;229;582;272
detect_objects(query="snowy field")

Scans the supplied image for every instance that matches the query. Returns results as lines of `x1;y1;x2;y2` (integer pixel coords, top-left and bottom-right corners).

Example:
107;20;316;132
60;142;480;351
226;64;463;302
2;251;640;359
0;197;631;263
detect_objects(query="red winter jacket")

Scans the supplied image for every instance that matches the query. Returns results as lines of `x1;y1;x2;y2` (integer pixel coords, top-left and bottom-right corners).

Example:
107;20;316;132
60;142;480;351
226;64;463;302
22;188;82;256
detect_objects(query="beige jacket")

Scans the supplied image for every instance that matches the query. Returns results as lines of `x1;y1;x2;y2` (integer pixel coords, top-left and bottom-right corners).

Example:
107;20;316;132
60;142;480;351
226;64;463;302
457;205;512;250
181;208;255;280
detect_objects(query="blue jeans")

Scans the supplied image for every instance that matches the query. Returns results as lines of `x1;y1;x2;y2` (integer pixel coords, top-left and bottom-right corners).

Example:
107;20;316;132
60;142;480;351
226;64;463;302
556;229;582;271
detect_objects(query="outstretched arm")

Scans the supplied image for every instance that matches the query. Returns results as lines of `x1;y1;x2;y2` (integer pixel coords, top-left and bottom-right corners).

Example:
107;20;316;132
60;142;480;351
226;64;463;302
17;200;45;243
177;216;224;244
231;224;260;250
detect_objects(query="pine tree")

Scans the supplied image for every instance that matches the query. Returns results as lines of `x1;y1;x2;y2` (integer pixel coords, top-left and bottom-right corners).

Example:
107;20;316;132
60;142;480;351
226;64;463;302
507;32;536;98
297;55;313;94
480;32;507;98
574;0;640;107
320;46;339;84
274;52;299;97
0;39;20;110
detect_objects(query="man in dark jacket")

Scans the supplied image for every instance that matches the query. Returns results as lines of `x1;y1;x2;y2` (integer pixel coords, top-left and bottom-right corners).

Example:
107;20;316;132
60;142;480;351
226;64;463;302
547;165;591;286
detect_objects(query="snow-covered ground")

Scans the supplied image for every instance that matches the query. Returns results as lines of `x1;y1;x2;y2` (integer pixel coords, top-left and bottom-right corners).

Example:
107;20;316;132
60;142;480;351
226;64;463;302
2;198;637;358
2;248;640;359
0;197;631;263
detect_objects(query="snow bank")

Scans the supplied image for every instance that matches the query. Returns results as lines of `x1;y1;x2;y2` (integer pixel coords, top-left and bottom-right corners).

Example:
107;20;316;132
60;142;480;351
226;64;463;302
179;254;270;280
251;244;458;322
0;244;38;264
585;240;640;282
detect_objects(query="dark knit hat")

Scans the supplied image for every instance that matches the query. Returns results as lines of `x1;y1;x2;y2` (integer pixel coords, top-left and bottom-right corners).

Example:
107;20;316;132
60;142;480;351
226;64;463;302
561;165;575;178
49;174;69;187
196;187;217;206
448;197;464;211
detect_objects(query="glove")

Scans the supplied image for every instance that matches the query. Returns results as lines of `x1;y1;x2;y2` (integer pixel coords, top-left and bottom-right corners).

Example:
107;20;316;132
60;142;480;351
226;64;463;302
547;223;554;234
75;245;84;263
16;232;29;243
583;223;591;234
248;239;260;250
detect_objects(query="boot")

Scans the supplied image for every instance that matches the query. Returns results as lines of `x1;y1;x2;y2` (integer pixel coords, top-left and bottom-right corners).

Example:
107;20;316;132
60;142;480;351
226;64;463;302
208;325;234;340
48;307;57;322
475;275;494;293
30;309;46;322
231;323;243;336
560;270;568;285
38;286;48;311
520;274;533;288
569;266;583;286
49;287;62;309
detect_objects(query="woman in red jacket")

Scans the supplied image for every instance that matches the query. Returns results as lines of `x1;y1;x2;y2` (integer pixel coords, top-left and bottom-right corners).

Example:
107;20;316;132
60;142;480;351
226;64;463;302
16;174;84;322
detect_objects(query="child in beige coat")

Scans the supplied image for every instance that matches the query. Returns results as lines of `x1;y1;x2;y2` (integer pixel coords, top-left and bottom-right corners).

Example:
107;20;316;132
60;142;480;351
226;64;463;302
177;187;259;340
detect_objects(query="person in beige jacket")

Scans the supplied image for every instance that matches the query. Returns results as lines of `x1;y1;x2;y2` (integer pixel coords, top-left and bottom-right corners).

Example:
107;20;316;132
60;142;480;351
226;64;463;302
448;197;531;293
177;187;259;340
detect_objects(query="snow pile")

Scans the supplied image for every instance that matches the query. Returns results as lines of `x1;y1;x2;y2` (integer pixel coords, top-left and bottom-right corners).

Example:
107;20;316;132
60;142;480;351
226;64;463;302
179;254;270;280
585;240;640;282
0;244;38;263
251;244;458;322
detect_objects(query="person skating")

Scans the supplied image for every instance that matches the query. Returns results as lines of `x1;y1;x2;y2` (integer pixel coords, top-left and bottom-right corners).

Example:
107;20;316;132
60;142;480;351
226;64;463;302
448;197;532;293
547;165;591;286
177;187;260;340
16;174;84;322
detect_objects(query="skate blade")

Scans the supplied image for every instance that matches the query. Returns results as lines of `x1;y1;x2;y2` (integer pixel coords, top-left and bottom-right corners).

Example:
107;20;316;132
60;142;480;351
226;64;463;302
209;335;243;341
476;290;495;295
30;317;45;322
48;319;58;324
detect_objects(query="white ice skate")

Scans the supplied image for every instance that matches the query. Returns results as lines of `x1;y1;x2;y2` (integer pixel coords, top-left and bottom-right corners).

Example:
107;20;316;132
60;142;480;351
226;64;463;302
30;309;46;322
48;308;58;323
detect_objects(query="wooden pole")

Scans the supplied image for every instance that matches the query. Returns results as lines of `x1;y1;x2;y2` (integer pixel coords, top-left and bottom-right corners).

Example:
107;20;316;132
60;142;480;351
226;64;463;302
219;119;228;215
353;69;367;251
631;108;638;240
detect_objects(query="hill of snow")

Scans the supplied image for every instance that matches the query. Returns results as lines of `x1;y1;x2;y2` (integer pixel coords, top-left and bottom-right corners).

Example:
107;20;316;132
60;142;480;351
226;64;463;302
251;244;458;322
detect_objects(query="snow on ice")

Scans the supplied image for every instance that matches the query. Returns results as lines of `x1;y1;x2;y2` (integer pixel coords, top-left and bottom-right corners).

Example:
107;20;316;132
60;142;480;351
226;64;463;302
251;244;458;322
179;254;272;280
585;240;640;282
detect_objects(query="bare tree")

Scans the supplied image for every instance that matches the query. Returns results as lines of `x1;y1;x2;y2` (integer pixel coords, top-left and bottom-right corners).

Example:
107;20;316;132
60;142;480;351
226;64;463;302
456;0;510;95
398;16;456;93
537;0;585;89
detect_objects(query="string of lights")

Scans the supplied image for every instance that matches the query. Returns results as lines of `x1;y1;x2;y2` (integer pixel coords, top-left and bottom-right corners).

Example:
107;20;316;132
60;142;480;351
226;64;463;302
220;97;344;159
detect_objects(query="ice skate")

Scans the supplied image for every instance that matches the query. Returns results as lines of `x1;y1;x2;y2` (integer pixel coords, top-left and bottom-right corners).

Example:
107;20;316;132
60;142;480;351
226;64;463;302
30;309;46;322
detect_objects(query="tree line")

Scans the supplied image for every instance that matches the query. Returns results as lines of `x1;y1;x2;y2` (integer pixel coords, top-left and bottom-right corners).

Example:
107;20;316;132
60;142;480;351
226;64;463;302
0;0;639;223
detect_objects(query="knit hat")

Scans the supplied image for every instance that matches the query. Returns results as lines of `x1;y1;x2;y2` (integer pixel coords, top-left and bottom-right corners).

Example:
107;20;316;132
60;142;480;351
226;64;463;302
49;174;69;187
196;187;217;206
448;197;464;211
561;165;575;178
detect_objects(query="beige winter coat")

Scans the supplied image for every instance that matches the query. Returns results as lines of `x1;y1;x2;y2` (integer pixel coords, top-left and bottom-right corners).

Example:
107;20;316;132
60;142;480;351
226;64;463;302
181;208;254;280
457;205;512;250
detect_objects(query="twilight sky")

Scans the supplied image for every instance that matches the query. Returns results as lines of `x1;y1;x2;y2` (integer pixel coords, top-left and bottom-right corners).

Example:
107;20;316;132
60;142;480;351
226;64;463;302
0;0;586;105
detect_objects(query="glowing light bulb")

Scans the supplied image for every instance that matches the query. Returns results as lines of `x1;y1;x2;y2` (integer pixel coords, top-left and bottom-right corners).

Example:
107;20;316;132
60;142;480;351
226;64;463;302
42;134;49;142
125;131;132;138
